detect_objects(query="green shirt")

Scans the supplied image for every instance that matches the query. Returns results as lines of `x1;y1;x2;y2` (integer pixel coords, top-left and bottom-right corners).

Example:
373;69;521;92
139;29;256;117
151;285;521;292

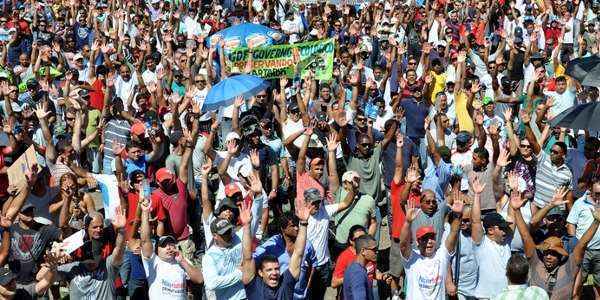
492;284;549;300
86;109;102;149
345;144;383;202
333;188;376;244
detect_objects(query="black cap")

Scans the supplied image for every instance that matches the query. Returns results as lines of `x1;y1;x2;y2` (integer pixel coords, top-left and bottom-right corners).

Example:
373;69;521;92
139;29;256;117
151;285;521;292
210;217;234;235
157;235;177;247
217;198;238;214
288;102;300;112
483;213;509;231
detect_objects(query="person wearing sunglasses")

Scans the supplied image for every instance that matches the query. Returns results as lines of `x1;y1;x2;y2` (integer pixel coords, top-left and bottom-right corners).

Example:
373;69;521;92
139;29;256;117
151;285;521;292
341;234;386;300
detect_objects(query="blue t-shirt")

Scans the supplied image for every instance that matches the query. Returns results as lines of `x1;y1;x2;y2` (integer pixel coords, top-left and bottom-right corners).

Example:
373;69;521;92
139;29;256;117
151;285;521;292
244;269;296;300
400;97;430;139
124;155;149;176
342;262;373;300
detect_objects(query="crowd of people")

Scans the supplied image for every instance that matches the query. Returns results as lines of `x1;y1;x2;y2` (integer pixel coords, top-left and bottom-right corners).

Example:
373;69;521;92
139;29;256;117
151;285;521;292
0;0;599;299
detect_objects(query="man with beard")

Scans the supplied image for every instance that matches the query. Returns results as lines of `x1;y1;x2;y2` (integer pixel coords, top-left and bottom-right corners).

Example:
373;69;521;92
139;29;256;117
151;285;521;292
513;185;600;300
140;198;203;299
253;212;318;299
242;199;310;299
522;110;574;211
399;187;464;299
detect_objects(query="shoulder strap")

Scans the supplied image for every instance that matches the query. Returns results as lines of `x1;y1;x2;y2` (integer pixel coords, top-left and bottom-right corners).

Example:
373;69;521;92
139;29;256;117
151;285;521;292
336;193;360;227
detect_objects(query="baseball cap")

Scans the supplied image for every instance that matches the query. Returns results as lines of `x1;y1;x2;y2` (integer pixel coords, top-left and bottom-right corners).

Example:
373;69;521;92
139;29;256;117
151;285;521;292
130;122;146;136
156;168;175;183
482;96;494;106
225;132;241;143
157;235;176;247
341;170;360;183
304;188;323;204
456;131;472;145
536;236;568;257
210;217;234;235
217;198;238;214
73;53;84;61
224;183;242;197
416;225;436;240
483;213;509;231
169;130;184;145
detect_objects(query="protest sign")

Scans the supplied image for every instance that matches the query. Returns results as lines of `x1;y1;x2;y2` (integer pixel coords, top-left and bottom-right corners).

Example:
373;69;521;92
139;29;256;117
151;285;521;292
226;39;335;80
7;145;38;185
91;174;121;220
61;230;85;254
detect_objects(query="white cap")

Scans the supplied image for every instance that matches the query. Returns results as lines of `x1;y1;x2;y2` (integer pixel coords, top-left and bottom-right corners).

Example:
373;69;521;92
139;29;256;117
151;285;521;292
73;53;84;61
342;171;360;183
225;132;241;142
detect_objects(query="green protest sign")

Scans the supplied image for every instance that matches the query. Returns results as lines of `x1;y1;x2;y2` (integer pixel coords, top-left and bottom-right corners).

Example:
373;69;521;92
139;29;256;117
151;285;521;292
226;39;335;80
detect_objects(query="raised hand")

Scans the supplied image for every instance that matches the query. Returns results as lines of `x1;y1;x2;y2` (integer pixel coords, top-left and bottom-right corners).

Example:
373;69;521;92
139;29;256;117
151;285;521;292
326;132;339;152
304;125;314;136
35;103;51;120
226;140;239;155
470;175;486;194
451;196;464;214
200;159;212;176
509;191;526;210
249;149;260;168
405;200;421;223
248;173;263;194
497;147;511;167
502;108;513;122
140;198;151;212
550;186;569;207
239;200;252;226
507;170;519;191
111;206;127;229
519;109;531;124
405;166;420;184
296;199;310;222
233;96;244;108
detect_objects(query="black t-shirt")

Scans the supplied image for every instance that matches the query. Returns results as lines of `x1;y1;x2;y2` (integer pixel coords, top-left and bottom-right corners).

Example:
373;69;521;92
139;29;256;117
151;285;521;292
244;269;297;300
9;224;60;284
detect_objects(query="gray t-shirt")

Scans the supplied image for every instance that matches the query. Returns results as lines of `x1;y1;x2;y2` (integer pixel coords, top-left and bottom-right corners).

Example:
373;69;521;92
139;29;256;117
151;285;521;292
57;254;120;300
410;204;448;250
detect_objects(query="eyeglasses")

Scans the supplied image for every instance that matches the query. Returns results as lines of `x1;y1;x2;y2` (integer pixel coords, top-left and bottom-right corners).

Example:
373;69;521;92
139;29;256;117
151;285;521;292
364;246;378;253
408;61;417;65
256;94;267;98
290;109;300;114
195;79;206;83
520;144;532;149
461;218;471;223
356;117;367;122
359;143;371;148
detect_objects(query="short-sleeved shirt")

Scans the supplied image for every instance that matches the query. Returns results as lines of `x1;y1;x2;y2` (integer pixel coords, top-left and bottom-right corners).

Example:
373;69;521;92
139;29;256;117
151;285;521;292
333;247;376;282
567;194;600;250
296;170;328;205
9;224;60;284
307;203;340;266
410;204;448;250
399;97;430;139
143;252;188;300
529;250;578;300
151;179;190;241
390;180;421;240
334;189;376;244
342;262;374;300
402;245;452;300
346;144;383;201
244;269;297;300
473;236;511;298
534;151;573;208
543;89;576;118
454;91;474;133
57;254;120;300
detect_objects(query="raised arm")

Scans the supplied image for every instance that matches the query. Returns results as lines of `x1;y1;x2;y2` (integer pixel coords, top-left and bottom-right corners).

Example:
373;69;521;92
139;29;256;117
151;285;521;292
326;132;340;193
393;133;405;184
510;188;536;258
521;110;541;155
241;201;256;285
179;116;199;186
110;206;127;266
445;198;464;252
470;176;486;244
200;160;214;221
296;125;313;175
399;200;419;259
530;187;569;229
574;205;600;265
34;103;57;163
289;200;309;279
139;198;154;258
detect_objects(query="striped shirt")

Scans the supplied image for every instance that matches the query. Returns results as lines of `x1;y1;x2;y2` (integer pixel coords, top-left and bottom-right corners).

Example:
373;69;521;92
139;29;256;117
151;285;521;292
533;152;572;208
492;284;549;300
102;119;131;162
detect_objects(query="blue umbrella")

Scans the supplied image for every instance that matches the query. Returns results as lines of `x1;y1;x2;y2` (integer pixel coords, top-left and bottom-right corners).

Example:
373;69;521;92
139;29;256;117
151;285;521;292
203;74;270;112
207;23;284;50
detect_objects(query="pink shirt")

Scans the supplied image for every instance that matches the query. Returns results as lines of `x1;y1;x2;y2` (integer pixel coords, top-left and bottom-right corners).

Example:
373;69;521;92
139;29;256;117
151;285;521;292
295;170;332;206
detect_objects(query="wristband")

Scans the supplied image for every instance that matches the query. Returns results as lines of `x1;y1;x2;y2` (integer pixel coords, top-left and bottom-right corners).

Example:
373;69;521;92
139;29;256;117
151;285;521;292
299;221;308;226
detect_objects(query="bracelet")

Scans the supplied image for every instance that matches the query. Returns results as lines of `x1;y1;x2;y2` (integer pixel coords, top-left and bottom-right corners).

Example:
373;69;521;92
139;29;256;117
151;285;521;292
299;221;308;226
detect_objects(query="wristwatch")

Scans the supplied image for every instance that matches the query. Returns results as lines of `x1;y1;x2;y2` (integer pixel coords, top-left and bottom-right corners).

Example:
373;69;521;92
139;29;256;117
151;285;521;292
299;221;308;226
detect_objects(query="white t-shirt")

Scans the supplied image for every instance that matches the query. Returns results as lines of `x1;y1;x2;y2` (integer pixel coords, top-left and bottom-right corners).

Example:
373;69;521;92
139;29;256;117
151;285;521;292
473;235;511;298
282;118;306;148
115;74;139;111
143;253;188;300
307;203;339;266
402;245;452;300
543;89;576;119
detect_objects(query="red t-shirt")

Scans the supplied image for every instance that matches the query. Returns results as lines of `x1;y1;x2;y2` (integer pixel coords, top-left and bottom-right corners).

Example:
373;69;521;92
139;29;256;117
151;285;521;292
333;247;376;281
151;179;190;240
89;79;105;111
125;191;165;239
390;180;422;239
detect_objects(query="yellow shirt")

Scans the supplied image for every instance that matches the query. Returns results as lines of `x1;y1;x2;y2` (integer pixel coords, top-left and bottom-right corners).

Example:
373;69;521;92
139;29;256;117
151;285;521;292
431;71;447;104
455;91;474;133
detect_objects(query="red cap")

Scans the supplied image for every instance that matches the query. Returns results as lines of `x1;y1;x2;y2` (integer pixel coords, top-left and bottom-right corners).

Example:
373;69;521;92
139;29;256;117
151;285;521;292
416;226;436;240
225;183;242;197
131;122;146;136
156;168;175;183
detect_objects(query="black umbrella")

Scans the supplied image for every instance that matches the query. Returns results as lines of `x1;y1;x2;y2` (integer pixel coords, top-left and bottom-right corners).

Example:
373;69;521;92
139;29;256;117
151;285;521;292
566;55;600;87
550;102;600;131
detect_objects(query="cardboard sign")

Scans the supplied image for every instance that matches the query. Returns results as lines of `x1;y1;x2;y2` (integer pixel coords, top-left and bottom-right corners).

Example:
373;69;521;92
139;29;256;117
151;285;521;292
7;145;39;185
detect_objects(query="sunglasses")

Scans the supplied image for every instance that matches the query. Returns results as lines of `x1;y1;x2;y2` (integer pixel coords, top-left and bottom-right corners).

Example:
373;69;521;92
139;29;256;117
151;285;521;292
520;144;532;148
256;94;267;98
359;143;371;148
461;218;471;223
356;117;367;122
